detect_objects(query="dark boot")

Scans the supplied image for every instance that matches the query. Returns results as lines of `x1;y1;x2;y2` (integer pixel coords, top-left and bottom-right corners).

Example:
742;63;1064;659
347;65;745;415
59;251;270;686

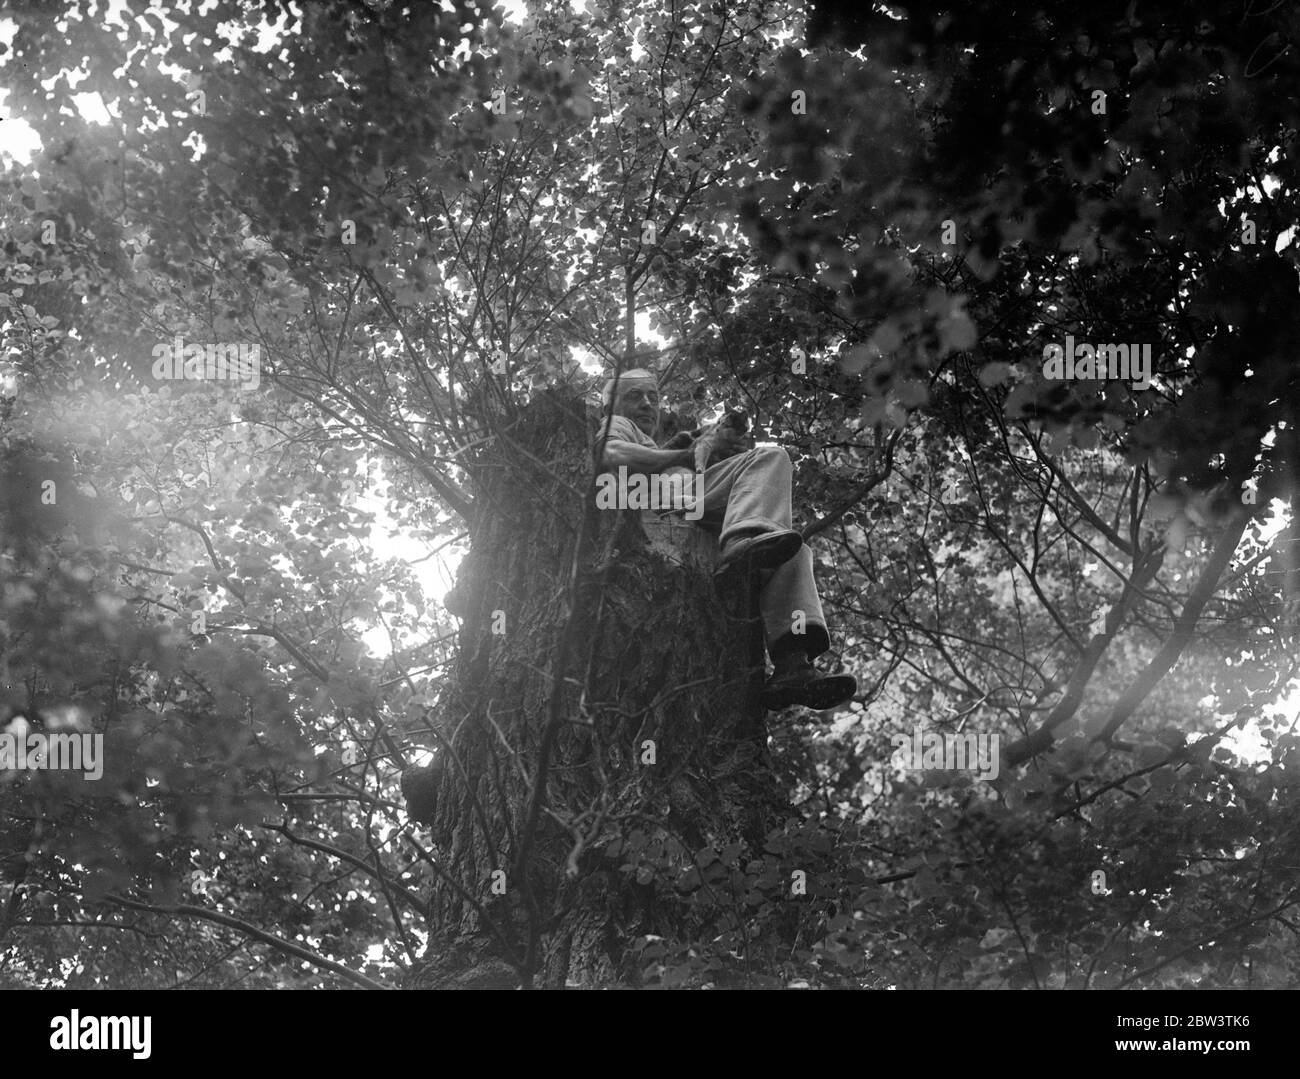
761;648;857;712
714;528;802;584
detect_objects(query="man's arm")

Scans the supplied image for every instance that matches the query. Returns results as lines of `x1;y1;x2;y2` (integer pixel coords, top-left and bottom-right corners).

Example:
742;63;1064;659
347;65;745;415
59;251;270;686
599;439;694;471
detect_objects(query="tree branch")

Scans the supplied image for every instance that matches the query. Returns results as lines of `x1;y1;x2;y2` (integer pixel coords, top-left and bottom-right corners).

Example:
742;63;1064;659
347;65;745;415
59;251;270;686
104;894;389;990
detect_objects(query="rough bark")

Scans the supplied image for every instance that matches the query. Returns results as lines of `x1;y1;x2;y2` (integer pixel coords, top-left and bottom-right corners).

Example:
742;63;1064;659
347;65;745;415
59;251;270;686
404;389;786;988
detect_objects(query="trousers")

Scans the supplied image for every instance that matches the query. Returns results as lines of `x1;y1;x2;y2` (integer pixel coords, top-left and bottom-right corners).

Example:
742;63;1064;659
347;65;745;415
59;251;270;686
685;445;831;659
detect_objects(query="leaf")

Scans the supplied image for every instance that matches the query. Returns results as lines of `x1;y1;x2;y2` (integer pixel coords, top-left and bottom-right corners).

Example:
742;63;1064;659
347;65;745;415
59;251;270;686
978;362;1011;387
939;309;977;353
841;344;877;374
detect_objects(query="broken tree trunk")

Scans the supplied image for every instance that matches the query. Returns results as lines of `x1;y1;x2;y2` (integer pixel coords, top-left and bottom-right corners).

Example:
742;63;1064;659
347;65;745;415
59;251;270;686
404;389;786;988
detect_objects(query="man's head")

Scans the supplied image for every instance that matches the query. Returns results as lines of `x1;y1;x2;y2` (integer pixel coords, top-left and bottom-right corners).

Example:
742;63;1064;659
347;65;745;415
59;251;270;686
602;368;660;436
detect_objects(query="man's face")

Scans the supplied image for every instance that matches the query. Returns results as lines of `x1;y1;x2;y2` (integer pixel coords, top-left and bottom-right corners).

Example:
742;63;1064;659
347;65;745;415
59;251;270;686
613;382;660;436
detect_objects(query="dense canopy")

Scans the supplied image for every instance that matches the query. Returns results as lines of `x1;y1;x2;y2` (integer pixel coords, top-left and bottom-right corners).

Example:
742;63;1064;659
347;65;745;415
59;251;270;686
1;0;1298;988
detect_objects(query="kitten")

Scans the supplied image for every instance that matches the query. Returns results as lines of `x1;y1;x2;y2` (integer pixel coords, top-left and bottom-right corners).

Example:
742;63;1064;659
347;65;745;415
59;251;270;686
662;410;750;469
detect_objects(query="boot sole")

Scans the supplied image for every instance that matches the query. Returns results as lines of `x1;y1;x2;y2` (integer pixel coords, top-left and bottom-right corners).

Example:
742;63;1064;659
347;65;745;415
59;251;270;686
762;674;857;712
714;530;803;584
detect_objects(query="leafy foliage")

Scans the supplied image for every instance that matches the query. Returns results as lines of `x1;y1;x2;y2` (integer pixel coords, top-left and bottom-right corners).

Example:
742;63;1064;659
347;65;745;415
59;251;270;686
2;0;1298;987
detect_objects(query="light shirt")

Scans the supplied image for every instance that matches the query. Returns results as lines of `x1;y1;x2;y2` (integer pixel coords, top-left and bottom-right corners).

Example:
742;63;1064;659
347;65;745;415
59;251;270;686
602;413;659;449
597;413;697;513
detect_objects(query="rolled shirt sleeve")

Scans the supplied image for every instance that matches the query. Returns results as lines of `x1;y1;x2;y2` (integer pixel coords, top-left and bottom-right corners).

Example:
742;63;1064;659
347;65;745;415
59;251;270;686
602;414;659;448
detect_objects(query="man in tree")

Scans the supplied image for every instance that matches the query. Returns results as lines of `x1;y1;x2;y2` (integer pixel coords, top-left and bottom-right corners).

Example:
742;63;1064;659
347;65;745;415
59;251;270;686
597;369;857;710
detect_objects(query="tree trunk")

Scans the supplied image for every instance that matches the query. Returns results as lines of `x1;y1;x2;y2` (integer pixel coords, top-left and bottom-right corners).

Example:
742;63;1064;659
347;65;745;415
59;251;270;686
405;390;786;988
